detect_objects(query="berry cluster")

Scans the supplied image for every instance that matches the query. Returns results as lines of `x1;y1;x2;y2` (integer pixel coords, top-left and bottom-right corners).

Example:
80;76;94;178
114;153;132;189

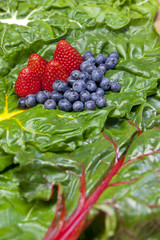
18;81;106;112
15;40;83;97
79;50;120;92
18;51;120;112
18;91;51;109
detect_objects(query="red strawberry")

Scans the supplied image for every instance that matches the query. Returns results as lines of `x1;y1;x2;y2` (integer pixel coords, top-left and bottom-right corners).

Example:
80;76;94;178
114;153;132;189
15;67;41;97
42;60;69;92
27;53;48;81
53;40;84;75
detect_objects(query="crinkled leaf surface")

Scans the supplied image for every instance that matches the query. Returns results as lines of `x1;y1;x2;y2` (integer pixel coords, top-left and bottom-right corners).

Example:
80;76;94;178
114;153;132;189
0;0;160;239
0;168;59;240
14;98;160;239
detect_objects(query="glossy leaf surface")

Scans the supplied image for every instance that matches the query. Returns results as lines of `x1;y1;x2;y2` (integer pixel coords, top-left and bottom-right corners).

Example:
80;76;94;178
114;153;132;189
0;0;160;239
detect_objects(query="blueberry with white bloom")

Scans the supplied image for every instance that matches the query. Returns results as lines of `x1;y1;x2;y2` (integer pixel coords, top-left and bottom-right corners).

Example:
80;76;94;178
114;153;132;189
36;91;48;104
108;52;119;59
86;80;97;93
91;69;104;83
85;100;96;110
52;80;61;90
86;56;96;65
67;77;75;87
52;80;68;93
100;78;111;91
63;89;72;99
73;101;84;112
80;61;91;72
43;90;51;99
110;81;121;92
95;54;107;65
97;64;107;74
44;99;56;110
18;97;26;108
70;70;81;80
105;57;118;70
96;96;107;108
88;74;92;80
25;94;37;107
80;90;91;103
85;64;96;74
79;71;90;82
90;92;99;102
67;91;79;103
58;99;72;112
83;51;94;60
96;88;104;96
51;91;63;103
73;80;86;93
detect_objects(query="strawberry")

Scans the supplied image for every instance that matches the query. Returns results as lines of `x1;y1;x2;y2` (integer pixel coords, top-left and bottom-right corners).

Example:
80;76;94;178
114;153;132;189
53;40;84;75
42;60;69;92
27;53;48;81
15;67;41;97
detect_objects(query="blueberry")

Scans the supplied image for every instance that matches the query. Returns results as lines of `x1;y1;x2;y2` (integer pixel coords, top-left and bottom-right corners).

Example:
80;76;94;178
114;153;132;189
70;70;81;80
86;80;97;93
80;61;91;72
108;52;119;59
86;56;96;65
97;64;107;74
99;77;111;91
79;72;90;82
90;92;99;102
73;101;84;112
36;91;48;104
80;90;91;103
52;80;61;90
51;91;63;103
18;97;26;109
88;74;92;80
44;99;56;110
96;96;107;108
91;69;104;83
96;88;104;96
73;80;86;93
110;81;121;92
52;80;68;93
43;90;51;99
95;54;107;65
25;94;37;107
85;64;96;74
58;99;72;112
83;51;94;60
64;89;72;99
85;100;96;110
105;57;118;70
67;77;75;87
67;91;79;103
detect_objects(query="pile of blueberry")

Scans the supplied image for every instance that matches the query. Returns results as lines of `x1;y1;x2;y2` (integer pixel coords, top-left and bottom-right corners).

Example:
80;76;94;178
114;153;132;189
18;51;120;112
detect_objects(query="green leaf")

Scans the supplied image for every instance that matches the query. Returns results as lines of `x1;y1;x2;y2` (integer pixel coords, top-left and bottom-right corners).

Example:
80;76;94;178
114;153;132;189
13;109;160;239
0;169;58;240
0;0;160;239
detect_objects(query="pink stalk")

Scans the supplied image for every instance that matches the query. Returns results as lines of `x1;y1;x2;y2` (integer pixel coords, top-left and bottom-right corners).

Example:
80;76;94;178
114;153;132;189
127;120;142;135
43;123;160;240
102;130;118;164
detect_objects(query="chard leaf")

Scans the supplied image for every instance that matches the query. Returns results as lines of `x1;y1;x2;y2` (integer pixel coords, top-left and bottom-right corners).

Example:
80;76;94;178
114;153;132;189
13;108;160;240
0;96;160;239
0;0;160;239
0;169;58;240
0;102;110;154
